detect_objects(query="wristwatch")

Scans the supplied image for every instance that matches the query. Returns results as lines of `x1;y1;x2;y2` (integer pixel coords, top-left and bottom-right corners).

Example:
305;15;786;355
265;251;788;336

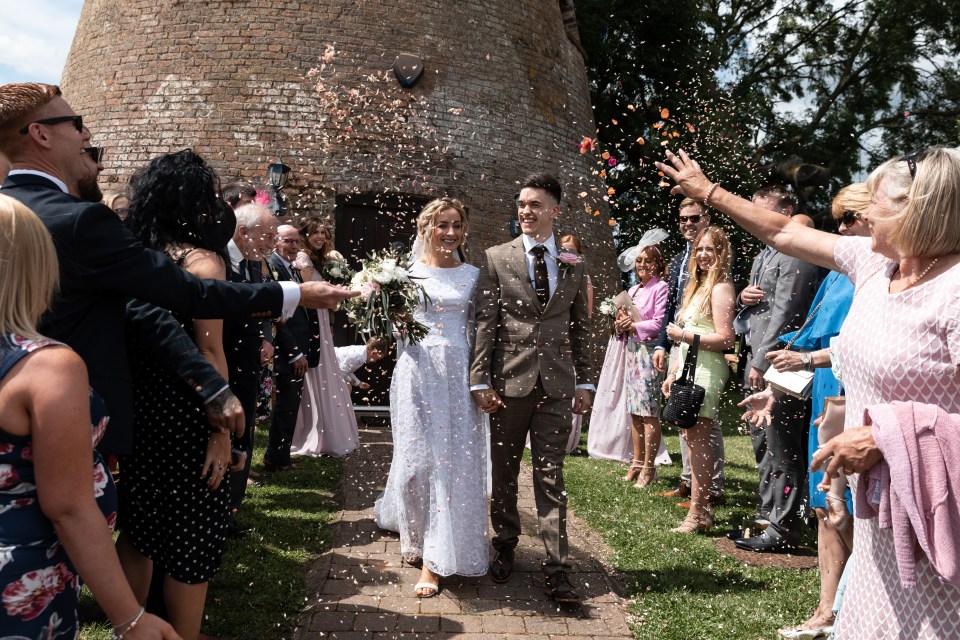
800;352;812;372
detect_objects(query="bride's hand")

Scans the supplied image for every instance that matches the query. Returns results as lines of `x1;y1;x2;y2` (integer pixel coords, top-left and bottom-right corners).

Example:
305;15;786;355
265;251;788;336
655;149;714;201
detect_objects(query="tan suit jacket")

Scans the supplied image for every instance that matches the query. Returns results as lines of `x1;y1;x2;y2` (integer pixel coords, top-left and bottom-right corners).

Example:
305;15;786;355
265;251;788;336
470;236;593;399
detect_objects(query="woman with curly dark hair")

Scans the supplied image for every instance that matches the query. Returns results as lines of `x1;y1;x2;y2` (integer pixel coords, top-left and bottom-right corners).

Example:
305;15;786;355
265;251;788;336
117;150;235;640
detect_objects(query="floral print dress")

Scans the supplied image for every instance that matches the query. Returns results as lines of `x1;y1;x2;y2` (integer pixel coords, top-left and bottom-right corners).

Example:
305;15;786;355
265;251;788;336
0;333;117;639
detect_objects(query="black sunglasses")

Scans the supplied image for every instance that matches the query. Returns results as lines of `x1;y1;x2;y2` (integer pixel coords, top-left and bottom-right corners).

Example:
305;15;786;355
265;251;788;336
836;209;861;227
84;147;104;163
901;148;929;179
679;214;702;224
19;115;84;135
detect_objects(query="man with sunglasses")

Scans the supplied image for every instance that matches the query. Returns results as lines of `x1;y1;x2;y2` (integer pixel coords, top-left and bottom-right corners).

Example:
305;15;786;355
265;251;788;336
0;82;357;456
653;197;730;506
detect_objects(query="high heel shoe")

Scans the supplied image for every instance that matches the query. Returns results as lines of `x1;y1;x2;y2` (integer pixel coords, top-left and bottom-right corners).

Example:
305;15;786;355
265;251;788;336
622;460;643;482
632;465;658;489
670;509;714;533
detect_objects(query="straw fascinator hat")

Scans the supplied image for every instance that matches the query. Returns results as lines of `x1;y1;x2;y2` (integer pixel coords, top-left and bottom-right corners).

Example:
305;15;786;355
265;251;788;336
616;228;669;272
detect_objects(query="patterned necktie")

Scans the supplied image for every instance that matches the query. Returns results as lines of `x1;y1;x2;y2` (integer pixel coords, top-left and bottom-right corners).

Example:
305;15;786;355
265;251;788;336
290;265;302;283
531;245;549;307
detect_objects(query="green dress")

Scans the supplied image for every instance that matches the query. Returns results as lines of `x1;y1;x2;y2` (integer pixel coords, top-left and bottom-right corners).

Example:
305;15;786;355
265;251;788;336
676;306;729;420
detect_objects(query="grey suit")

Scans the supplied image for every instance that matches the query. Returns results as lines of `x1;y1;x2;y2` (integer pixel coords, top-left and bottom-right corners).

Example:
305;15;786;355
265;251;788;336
741;247;818;540
470;236;592;575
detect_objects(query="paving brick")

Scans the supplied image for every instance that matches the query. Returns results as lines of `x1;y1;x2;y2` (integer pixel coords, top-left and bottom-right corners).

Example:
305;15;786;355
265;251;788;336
395;613;441;633
352;612;398;632
481;615;528;634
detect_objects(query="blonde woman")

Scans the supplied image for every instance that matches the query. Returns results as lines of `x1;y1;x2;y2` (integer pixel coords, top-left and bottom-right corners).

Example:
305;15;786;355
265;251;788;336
662;226;736;533
0;195;178;639
374;198;488;598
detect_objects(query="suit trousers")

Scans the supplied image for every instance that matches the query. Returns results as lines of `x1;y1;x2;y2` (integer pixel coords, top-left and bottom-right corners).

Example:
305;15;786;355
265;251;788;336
265;370;304;467
490;377;572;576
750;392;808;541
228;369;260;511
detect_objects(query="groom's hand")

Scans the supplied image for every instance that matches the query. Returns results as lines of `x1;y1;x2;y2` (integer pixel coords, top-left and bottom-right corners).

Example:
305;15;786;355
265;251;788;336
471;387;505;414
572;388;593;415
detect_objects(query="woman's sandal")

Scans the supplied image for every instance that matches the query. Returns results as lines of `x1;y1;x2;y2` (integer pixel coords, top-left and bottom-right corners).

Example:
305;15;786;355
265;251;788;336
825;493;852;529
414;581;440;598
670;510;714;534
622;460;643;482
632;465;658;489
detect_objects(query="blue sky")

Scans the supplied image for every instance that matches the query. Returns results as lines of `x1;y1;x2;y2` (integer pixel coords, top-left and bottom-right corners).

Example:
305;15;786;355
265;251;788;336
0;0;84;85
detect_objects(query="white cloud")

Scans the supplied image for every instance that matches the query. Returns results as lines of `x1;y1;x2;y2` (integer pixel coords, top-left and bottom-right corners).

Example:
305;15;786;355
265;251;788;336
0;0;84;85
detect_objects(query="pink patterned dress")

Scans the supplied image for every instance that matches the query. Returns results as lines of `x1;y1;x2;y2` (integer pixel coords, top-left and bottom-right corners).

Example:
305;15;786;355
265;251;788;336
832;237;960;639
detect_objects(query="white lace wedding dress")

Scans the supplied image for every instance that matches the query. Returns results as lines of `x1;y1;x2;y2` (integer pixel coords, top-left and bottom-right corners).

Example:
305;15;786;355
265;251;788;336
373;261;489;577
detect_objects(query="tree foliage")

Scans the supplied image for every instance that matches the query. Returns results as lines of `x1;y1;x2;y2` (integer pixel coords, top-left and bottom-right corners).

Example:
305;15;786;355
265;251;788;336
576;0;960;241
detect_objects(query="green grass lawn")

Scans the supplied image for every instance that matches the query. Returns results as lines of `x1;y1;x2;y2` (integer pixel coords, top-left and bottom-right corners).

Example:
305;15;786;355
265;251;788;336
80;430;342;640
565;387;820;640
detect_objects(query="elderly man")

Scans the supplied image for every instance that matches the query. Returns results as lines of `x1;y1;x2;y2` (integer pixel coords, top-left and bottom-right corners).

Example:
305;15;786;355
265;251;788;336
0;82;356;455
734;185;819;553
225;204;279;531
653;198;728;507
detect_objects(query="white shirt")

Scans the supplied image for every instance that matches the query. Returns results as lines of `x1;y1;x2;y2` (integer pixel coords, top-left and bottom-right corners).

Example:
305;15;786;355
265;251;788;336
521;233;559;298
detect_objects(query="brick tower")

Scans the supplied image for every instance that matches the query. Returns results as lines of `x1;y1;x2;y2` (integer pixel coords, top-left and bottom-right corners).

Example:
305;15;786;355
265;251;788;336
61;0;618;389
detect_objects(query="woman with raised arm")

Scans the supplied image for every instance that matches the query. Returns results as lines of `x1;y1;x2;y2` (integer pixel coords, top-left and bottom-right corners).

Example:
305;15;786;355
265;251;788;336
0;195;178;640
659;147;960;639
662;226;736;533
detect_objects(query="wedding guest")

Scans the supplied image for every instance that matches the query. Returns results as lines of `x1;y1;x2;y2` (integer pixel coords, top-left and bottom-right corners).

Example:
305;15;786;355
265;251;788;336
102;190;129;220
117;150;235;640
587;229;669;486
335;336;390;390
662;226;736;533
659;146;960;639
222;181;256;209
0;194;178;639
741;183;871;639
289;216;359;457
375;198;488;597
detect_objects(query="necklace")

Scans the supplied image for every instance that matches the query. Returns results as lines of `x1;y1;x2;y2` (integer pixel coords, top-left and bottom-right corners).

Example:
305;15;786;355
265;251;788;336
898;256;940;291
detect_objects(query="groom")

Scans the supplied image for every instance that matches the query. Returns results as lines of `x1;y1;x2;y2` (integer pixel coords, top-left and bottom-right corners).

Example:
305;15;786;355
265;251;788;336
470;173;593;604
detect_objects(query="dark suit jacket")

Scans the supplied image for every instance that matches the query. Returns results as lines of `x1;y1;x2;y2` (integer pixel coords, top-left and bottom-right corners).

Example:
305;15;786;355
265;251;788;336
267;252;320;373
656;249;688;352
223;259;267;384
1;173;285;454
470;236;592;399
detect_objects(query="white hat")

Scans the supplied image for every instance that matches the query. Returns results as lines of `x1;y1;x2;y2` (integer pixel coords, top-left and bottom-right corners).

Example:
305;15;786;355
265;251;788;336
617;228;670;272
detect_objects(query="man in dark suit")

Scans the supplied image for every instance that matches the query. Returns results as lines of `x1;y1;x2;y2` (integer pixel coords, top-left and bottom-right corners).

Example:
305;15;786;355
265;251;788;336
734;185;819;553
470;173;593;604
653;198;728;506
264;224;321;471
224;204;278;528
0;82;355;455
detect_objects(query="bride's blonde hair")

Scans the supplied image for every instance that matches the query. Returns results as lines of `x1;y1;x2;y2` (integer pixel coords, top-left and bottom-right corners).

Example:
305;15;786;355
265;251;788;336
416;197;469;256
678;226;731;319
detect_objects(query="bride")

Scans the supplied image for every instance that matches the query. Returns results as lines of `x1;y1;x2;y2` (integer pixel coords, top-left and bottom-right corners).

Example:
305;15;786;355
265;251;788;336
373;197;489;597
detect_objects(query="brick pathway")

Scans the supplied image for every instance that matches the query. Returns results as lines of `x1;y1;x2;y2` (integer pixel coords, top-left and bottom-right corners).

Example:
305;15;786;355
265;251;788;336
294;418;634;640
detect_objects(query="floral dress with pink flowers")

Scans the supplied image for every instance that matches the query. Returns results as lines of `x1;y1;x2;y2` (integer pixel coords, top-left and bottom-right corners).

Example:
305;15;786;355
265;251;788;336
0;333;117;639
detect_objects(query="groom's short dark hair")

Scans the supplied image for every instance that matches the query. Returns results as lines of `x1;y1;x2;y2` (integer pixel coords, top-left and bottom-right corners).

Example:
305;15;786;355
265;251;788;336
520;173;562;205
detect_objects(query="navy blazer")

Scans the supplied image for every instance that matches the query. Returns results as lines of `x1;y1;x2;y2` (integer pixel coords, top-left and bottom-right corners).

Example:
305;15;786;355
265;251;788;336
267;252;321;372
1;173;285;454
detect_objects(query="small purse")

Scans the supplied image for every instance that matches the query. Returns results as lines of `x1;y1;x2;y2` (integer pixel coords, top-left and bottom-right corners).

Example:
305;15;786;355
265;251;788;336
817;394;846;442
763;366;814;399
663;334;706;429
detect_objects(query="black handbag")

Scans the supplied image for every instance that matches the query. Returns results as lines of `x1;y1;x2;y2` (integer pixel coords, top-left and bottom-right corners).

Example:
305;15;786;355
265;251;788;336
663;334;706;429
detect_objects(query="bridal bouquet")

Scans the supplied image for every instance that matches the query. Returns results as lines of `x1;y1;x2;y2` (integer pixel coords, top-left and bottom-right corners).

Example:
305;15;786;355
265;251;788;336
343;248;431;344
320;257;354;286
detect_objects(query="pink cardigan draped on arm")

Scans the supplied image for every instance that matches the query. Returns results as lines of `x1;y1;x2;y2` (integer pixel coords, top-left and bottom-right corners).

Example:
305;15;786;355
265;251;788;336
858;401;960;589
627;277;668;343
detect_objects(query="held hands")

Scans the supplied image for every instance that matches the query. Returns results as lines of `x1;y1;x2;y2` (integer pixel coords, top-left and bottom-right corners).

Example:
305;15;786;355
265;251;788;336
766;349;803;372
737;388;776;427
811;426;883;478
299;281;360;310
203;432;231;490
654;149;714;200
739;285;765;307
572;388;593;415
471;387;505;414
205;389;245;439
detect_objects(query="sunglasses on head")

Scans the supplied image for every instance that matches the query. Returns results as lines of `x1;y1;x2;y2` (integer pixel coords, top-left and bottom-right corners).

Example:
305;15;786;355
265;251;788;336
836;209;861;227
19;115;84;135
901;148;929;179
679;214;702;224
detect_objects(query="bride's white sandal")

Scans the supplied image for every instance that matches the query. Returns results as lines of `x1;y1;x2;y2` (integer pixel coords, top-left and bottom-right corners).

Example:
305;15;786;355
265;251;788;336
414;581;440;598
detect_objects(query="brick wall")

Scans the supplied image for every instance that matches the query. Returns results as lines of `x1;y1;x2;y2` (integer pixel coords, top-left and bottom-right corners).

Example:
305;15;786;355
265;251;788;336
62;0;621;365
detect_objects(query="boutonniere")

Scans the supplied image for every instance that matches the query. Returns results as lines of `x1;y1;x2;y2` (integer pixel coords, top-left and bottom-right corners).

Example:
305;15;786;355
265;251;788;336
555;250;585;277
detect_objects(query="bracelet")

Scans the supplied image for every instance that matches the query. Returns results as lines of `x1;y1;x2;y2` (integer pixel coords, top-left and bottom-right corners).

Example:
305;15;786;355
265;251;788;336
112;606;145;640
681;329;687;345
704;182;720;207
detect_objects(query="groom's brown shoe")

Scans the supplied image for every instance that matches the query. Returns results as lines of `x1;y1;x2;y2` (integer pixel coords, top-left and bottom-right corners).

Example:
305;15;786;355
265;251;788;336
490;549;514;583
